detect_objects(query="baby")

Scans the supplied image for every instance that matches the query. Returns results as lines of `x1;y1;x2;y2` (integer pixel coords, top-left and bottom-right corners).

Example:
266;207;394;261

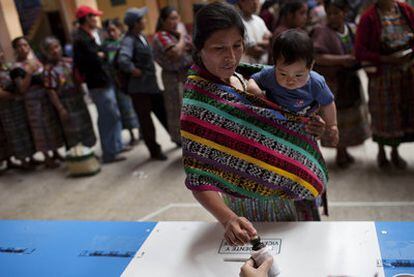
247;29;339;146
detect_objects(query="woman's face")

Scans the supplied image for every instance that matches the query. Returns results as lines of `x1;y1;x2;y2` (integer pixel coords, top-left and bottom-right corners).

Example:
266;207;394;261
163;11;180;32
46;41;62;62
14;39;31;60
291;4;308;28
326;5;345;31
200;27;244;82
107;24;122;40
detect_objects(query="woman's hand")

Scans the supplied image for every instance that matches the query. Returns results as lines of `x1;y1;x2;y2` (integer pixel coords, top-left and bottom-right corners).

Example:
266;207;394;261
342;54;358;68
305;115;326;138
0;88;15;100
380;53;412;65
131;68;142;77
240;257;273;277
223;216;257;246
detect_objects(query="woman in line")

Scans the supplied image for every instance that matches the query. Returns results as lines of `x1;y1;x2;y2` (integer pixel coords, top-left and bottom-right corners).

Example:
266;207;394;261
269;0;309;64
181;2;327;246
102;18;140;146
355;0;414;168
0;49;37;170
311;0;371;168
11;37;64;168
153;6;193;146
273;0;308;38
42;36;96;150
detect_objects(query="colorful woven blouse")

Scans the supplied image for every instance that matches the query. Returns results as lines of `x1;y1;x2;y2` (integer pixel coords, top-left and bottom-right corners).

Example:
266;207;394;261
181;64;328;201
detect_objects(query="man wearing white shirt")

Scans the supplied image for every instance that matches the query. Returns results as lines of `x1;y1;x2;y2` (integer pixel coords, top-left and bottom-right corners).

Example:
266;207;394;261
236;0;272;64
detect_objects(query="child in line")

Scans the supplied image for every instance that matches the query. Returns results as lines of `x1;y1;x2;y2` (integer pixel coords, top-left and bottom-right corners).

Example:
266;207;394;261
247;29;339;146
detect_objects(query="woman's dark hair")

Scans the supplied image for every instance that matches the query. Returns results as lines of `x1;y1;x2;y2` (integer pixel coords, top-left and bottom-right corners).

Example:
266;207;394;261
261;0;278;11
12;36;29;49
324;0;348;10
192;1;245;66
277;0;306;26
272;29;314;67
156;6;177;32
103;18;124;32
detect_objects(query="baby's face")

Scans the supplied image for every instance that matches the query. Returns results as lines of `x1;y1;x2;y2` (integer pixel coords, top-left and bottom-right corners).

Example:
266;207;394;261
275;59;311;90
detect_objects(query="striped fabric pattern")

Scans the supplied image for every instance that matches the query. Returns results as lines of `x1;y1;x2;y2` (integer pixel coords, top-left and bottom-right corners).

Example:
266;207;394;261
181;65;328;201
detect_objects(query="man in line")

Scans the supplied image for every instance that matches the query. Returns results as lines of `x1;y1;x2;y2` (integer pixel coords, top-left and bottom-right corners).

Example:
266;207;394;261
73;6;127;164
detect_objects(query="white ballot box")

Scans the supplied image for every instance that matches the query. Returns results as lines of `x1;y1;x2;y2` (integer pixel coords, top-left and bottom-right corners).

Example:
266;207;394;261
122;221;384;277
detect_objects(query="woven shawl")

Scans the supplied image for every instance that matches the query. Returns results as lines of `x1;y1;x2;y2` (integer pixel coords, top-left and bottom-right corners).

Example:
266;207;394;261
181;64;328;200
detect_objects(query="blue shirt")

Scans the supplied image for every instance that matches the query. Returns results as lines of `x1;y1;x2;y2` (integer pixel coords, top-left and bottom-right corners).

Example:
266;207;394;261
251;66;334;114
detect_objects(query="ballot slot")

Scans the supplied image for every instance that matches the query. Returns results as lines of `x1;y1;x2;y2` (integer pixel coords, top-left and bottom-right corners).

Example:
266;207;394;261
218;238;281;255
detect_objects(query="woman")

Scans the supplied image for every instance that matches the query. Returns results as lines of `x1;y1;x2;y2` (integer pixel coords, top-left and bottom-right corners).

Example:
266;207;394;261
312;0;371;168
0;49;36;170
153;7;193;145
355;0;414;169
102;18;140;146
118;7;171;160
182;2;327;246
11;37;64;168
42;36;96;150
259;0;278;31
273;0;308;37
269;0;309;64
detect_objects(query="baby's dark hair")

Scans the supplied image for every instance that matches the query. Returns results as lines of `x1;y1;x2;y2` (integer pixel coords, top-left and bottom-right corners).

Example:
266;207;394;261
272;29;314;68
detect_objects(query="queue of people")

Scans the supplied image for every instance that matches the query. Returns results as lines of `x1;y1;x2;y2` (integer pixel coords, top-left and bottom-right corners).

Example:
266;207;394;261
0;4;194;172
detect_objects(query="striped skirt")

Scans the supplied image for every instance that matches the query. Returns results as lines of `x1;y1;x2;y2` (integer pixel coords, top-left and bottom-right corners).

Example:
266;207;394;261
0;99;35;160
368;66;414;146
322;103;371;148
222;194;321;222
0;120;9;161
162;70;184;144
25;86;64;152
60;89;96;148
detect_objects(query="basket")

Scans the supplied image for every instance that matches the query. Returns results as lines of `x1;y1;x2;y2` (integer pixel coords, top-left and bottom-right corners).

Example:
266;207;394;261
65;145;101;177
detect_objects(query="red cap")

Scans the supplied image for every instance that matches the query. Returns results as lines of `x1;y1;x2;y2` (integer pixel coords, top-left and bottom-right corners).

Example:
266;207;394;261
76;5;103;19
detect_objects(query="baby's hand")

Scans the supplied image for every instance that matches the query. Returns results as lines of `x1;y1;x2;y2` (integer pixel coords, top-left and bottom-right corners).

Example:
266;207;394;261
323;125;339;147
247;79;266;98
249;88;265;98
